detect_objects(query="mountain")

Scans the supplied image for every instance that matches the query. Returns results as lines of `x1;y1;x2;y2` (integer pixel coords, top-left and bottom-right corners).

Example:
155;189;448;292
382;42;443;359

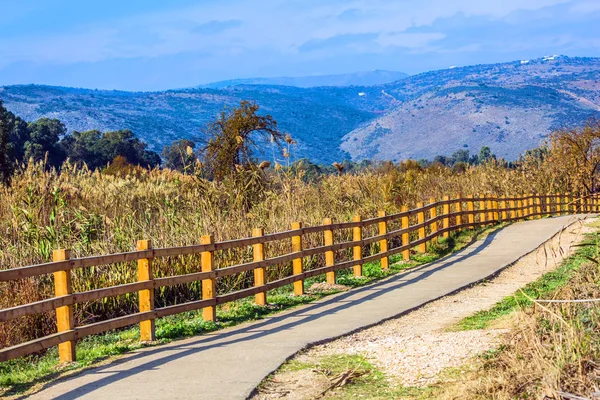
341;56;600;161
200;70;409;88
1;56;599;164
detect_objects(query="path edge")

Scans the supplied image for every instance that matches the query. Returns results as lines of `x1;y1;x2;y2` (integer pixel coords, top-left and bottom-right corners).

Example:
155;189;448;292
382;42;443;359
246;215;593;399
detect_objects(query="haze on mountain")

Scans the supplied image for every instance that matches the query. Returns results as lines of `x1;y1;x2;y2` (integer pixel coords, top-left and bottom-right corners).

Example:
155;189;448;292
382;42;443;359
200;70;409;89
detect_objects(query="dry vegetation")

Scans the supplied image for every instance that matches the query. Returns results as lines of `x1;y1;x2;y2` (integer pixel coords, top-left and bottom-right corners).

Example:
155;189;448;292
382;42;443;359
0;120;599;358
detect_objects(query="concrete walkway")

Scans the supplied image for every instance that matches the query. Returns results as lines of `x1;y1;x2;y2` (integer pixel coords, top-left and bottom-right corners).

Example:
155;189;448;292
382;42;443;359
28;215;592;400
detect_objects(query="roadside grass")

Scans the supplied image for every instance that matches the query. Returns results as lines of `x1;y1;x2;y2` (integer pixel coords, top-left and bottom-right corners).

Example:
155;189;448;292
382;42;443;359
269;353;441;400
451;226;600;331
0;225;495;396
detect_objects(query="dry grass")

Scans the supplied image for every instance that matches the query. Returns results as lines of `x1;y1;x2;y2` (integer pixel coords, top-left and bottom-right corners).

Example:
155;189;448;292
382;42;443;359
0;159;567;349
436;233;600;400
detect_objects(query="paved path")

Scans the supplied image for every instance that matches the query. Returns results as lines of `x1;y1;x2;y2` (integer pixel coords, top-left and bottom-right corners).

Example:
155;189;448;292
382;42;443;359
28;215;591;400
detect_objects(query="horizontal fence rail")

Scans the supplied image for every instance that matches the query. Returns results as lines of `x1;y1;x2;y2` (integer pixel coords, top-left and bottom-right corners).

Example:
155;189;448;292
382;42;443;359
1;193;598;363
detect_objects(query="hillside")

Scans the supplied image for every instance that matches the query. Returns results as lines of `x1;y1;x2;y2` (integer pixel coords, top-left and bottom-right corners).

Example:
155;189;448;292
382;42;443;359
200;70;408;88
1;56;600;163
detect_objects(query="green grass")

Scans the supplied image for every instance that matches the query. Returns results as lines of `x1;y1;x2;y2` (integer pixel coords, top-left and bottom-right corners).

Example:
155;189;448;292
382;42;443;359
452;230;600;331
0;225;494;396
272;353;440;400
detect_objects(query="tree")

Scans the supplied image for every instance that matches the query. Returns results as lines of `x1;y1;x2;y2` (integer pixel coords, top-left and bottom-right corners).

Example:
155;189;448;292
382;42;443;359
478;146;493;164
25;118;66;166
548;120;600;194
451;149;470;164
200;101;284;181
61;129;161;169
162;139;197;173
0;101;12;184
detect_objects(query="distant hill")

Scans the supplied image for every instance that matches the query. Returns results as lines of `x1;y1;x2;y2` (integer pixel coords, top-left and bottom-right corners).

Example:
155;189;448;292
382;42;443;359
1;56;599;164
200;70;409;88
341;56;600;161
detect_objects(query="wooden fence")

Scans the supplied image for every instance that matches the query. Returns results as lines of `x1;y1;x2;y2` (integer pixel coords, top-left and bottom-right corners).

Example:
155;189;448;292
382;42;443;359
0;193;598;363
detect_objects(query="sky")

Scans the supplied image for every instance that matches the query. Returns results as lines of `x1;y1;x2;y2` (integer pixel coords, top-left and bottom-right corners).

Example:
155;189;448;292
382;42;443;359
1;0;599;91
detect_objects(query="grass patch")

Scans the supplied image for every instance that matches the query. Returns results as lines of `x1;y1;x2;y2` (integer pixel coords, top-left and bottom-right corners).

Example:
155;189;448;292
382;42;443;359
273;353;440;400
452;229;600;331
0;225;495;396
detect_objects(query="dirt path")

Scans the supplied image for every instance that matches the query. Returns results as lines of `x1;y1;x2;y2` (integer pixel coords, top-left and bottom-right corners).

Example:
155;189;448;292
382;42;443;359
255;218;594;398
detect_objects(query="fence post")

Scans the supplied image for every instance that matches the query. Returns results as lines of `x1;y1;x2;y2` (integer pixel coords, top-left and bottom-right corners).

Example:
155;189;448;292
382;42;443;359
252;229;266;306
546;193;552;216
487;196;494;222
417;202;426;253
500;195;507;221
562;193;567;215
516;196;522;219
529;193;535;218
401;206;410;261
467;195;474;226
323;218;335;284
585;195;590;213
378;211;389;269
509;198;516;220
455;196;462;231
201;235;216;320
535;194;542;218
53;249;75;363
441;195;450;237
479;195;486;225
291;222;304;296
137;240;155;342
430;197;438;244
353;216;363;277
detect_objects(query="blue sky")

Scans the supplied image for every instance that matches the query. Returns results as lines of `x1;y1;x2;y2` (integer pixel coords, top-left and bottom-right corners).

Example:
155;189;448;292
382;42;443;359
1;0;599;91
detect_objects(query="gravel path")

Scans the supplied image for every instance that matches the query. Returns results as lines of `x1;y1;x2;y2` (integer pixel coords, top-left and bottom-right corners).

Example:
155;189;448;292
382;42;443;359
257;218;594;396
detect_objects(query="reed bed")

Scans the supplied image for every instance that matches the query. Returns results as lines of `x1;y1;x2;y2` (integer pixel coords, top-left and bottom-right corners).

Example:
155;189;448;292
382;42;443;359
0;159;568;348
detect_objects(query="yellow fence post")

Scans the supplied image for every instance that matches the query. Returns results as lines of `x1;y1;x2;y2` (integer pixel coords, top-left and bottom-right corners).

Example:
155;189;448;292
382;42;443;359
536;194;541;218
137;240;155;342
291;222;304;296
516;196;522;219
252;229;266;306
323;218;335;284
479;195;486;225
417;202;426;253
455;196;462;230
529;193;535;218
546;193;552;216
201;235;216;320
487;196;494;222
53;249;75;363
585;195;590;213
378;211;389;269
442;195;450;238
430;197;438;244
401;206;410;261
562;193;567;215
353;216;363;277
509;198;516;220
467;195;474;226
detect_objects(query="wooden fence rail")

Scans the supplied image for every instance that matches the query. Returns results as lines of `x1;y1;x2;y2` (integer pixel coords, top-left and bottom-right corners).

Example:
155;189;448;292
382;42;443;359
0;193;598;363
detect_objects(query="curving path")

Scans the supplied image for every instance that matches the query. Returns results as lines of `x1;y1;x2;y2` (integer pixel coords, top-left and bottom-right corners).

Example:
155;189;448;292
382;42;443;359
28;215;592;400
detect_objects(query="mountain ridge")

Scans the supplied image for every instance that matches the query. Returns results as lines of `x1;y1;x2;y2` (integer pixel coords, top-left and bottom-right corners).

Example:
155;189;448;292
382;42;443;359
1;56;599;164
199;70;409;89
